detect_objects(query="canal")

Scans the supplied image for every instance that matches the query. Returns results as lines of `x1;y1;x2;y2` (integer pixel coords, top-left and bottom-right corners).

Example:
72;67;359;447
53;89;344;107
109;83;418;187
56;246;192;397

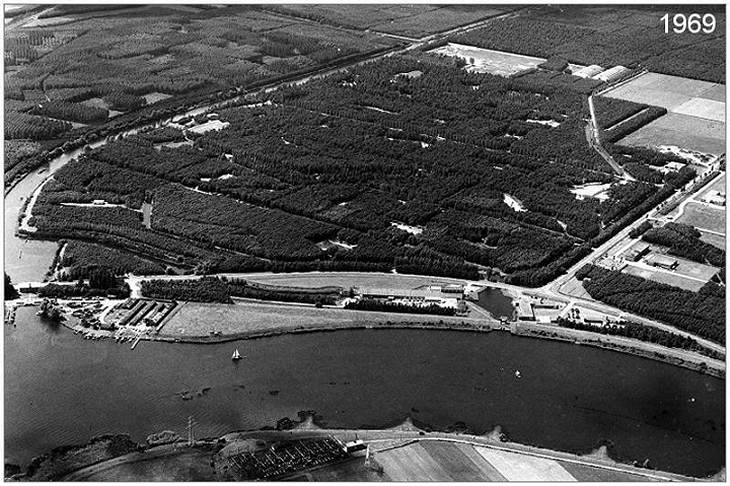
5;307;724;477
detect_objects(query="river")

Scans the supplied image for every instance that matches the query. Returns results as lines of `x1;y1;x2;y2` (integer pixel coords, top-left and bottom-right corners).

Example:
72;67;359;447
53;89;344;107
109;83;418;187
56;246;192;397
4;307;724;477
2;106;214;284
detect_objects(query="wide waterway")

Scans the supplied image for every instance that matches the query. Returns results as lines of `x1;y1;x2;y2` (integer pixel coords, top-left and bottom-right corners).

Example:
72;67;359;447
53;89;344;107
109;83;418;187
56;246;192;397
5;307;724;477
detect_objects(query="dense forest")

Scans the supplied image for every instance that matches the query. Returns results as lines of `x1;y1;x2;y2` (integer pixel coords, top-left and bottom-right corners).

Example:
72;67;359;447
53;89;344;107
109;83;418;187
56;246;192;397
576;265;725;342
25;52;694;286
141;277;232;303
226;278;340;305
58;240;167;281
141;276;340;306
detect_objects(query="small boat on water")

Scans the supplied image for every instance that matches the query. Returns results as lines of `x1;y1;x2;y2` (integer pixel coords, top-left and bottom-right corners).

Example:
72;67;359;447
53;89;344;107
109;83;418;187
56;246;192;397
232;349;242;361
514;370;522;379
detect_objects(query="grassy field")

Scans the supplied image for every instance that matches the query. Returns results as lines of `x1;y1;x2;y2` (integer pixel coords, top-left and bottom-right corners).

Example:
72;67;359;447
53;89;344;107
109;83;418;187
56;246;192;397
66;447;217;481
673;258;721;281
699;231;725;250
160;300;486;338
243;272;468;291
623;264;705;292
677;202;725;234
620;114;725;154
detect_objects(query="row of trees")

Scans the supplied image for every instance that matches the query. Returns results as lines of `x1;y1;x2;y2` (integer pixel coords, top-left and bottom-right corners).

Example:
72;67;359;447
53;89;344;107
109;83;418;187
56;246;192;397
344;298;457;316
576;265;725;343
554;316;714;355
642;223;725;268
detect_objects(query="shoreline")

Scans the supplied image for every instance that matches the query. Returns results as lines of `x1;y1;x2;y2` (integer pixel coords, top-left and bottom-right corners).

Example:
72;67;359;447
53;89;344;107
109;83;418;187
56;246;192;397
45;305;724;378
38;421;703;482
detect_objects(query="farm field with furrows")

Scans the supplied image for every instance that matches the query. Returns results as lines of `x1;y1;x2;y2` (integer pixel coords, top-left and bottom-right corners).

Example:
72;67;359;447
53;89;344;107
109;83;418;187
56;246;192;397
30;51;698;288
3;4;397;185
453;5;726;83
361;441;653;482
601;73;726;155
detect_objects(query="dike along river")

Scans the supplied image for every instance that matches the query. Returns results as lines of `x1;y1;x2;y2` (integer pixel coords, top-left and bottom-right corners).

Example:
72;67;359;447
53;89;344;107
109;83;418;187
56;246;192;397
5;307;725;478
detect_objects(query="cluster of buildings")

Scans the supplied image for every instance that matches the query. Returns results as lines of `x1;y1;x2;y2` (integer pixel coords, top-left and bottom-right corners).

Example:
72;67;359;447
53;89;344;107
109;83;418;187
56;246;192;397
106;298;177;329
622;242;678;270
356;284;466;311
572;64;630;83
515;296;563;323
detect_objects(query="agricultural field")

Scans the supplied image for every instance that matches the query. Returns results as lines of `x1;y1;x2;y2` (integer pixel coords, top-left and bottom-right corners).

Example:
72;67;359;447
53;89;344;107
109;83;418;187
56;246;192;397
370;441;648;482
602;73;726;155
619;115;725;155
453;5;725;83
262;5;511;38
30;51;697;286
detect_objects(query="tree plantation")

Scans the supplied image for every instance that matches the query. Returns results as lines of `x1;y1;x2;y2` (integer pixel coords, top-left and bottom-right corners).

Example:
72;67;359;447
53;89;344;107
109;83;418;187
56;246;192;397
27;51;698;287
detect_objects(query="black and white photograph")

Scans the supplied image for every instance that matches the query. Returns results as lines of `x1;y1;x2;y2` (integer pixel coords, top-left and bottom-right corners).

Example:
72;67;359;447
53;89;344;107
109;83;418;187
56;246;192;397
2;2;726;481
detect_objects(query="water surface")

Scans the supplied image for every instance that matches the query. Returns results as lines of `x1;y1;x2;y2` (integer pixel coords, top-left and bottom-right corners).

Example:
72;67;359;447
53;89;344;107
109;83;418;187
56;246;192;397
4;307;724;477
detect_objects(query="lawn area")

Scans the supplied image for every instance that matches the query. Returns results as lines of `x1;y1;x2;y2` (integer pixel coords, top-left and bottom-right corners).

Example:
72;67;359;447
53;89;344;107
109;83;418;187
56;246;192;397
160;300;485;338
677;202;725;234
699;231;725;250
622;264;705;292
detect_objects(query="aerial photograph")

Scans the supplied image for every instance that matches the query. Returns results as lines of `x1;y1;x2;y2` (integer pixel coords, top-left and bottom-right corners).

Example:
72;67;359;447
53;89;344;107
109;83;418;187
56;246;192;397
2;2;726;482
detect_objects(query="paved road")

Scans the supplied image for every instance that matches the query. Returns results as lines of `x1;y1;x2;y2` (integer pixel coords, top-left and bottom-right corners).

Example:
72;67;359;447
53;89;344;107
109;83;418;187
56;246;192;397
586;95;630;178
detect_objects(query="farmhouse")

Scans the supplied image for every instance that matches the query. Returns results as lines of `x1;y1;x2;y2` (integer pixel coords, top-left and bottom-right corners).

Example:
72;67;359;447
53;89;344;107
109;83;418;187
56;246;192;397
645;254;679;270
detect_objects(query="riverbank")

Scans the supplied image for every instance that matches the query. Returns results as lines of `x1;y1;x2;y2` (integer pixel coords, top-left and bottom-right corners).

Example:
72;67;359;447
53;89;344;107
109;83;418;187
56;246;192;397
52;420;698;482
512;321;725;379
22;293;721;378
147;319;725;378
